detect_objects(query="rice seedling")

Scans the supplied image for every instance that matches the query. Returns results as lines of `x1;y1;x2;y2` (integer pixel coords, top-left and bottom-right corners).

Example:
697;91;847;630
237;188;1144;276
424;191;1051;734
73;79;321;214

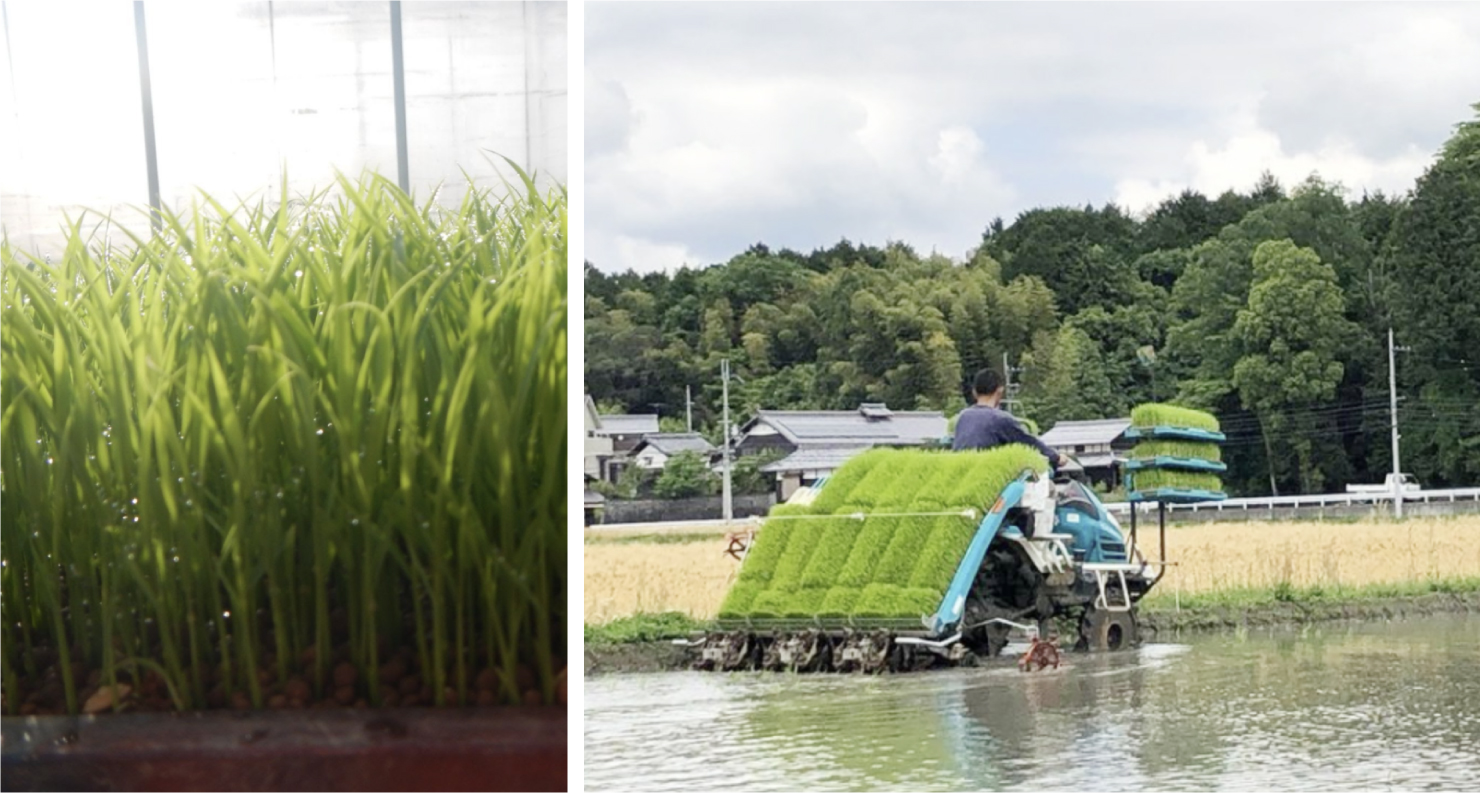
1;167;566;716
1130;403;1220;432
1129;469;1224;493
716;445;1048;621
1129;439;1222;463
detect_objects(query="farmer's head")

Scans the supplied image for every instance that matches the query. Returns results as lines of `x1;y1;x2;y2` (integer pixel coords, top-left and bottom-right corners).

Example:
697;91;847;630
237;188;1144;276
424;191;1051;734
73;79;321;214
972;368;1005;403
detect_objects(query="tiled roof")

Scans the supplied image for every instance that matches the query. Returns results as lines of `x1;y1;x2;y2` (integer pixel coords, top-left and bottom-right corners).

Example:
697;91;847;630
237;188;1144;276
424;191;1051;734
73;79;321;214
1041;418;1132;448
746;405;947;446
635;433;716;456
595;413;661;436
760;445;871;473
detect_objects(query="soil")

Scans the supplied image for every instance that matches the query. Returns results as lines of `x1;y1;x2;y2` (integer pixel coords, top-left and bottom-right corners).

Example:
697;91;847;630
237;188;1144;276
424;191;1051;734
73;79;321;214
6;638;568;717
584;590;1480;675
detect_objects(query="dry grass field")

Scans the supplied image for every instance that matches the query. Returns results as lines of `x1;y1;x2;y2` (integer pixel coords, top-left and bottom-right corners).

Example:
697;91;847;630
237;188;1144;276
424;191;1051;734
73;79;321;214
584;515;1480;624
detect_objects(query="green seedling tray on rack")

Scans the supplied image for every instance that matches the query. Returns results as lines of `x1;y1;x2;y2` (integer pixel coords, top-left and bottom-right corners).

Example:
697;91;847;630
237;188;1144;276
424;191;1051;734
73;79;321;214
1128;488;1227;504
1125;426;1227;443
1124;456;1228;474
714;616;925;632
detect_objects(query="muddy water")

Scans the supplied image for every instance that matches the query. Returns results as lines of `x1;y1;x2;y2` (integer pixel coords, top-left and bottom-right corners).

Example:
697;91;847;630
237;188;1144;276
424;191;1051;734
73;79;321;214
584;614;1480;791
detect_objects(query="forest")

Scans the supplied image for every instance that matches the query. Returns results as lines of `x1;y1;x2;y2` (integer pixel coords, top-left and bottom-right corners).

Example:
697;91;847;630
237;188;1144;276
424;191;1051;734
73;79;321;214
585;107;1480;497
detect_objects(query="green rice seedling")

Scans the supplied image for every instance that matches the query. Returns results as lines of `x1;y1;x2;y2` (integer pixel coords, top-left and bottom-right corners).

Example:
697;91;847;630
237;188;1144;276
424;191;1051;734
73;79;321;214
834;516;900;587
1129;469;1223;493
798;517;864;589
850;584;902;617
806;450;885;513
767;520;828;593
824;453;911;512
816;587;859;617
1130;440;1222;462
1130;403;1220;432
906;516;978;589
720;445;1048;621
780;588;827;618
717;581;764;618
869;516;935;588
736;517;798;584
749;590;791;619
0;166;566;715
898;588;944;615
908;453;981;511
938;446;1048;507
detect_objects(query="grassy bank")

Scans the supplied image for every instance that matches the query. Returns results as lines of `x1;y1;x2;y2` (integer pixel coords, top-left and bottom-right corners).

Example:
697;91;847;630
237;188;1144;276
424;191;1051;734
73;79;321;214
586;515;1480;631
586;578;1480;649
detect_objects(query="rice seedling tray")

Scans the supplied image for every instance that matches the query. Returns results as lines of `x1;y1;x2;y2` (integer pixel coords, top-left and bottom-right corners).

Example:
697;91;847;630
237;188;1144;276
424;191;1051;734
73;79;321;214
718;446;1048;622
1124;426;1228;443
1123;457;1228;474
1130;403;1221;432
0;708;565;792
1127;488;1227;504
712;616;926;633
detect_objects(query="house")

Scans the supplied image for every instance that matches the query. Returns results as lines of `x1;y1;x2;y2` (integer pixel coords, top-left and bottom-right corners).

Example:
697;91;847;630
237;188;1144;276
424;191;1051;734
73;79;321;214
593;412;661;453
1040;418;1133;489
629;433;716;470
737;402;948;500
583;489;605;526
592;410;660;482
584;396;613;481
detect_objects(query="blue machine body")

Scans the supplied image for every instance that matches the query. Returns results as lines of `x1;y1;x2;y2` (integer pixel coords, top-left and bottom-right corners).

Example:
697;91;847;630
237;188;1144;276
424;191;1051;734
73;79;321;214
926;472;1130;636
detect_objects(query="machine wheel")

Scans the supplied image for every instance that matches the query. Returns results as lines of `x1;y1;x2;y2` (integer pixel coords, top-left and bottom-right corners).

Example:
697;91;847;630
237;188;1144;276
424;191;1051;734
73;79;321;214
1077;607;1138;652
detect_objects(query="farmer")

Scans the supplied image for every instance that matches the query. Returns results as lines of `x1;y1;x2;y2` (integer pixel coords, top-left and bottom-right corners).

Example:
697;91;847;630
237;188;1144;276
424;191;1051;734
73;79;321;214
952;367;1068;469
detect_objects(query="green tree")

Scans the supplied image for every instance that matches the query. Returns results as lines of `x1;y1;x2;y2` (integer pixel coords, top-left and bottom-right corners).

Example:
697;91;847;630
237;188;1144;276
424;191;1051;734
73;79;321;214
1019;325;1120;428
653;451;719;499
732;450;785;495
1232;240;1360;494
1384;104;1480;484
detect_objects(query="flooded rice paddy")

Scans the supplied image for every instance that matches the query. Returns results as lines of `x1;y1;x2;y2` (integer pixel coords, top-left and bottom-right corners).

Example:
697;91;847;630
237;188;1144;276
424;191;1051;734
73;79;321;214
585;614;1480;791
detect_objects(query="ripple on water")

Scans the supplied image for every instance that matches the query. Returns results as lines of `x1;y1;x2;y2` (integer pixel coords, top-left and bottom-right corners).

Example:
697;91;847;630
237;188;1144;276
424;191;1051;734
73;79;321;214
585;614;1480;792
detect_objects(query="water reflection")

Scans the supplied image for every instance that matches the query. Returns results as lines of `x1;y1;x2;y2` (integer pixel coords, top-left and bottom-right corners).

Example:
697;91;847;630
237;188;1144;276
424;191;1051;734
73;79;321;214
585;614;1480;791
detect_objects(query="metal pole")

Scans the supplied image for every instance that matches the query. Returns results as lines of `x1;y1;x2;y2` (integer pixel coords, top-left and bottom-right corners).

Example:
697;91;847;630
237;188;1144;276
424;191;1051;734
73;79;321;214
1002;352;1012;412
389;1;410;194
722;360;733;523
686;385;693;433
133;1;161;233
1389;328;1403;519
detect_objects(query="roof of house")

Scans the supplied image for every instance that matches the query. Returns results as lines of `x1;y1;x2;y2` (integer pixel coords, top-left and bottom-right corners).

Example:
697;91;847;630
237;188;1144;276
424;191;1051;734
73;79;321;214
742;403;947;447
1067;452;1123;470
595;413;661;436
584;395;603;431
1041;418;1132;448
760;445;871;474
633;433;716;457
584;489;606;507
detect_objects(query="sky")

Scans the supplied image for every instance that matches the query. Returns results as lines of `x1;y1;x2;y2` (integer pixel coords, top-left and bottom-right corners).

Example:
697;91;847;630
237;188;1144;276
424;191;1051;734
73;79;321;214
586;1;1480;274
1;1;565;255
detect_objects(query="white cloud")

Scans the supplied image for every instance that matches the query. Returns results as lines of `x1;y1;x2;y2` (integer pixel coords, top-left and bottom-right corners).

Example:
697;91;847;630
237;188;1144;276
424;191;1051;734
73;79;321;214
609;234;696;275
929;126;986;187
588;2;1480;273
1114;109;1437;213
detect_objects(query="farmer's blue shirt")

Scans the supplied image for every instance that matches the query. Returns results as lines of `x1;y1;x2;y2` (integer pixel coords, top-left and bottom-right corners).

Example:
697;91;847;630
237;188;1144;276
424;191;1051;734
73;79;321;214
952;404;1059;463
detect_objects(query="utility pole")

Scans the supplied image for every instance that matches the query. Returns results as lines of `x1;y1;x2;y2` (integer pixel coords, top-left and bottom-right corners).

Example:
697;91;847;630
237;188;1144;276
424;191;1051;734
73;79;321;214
1002;352;1023;413
1002;352;1012;412
686;385;693;433
721;359;733;524
1388;328;1404;519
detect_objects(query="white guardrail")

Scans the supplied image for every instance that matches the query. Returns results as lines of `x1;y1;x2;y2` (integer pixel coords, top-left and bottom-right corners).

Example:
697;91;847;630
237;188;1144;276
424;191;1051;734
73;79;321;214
1101;487;1480;515
586;488;1480;534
